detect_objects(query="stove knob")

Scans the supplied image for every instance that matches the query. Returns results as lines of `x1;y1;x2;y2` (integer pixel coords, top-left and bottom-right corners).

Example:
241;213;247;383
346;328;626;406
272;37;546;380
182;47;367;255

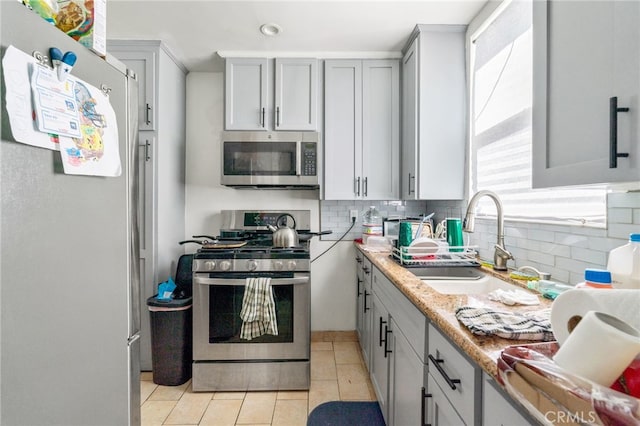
219;260;232;271
204;261;216;271
287;260;297;271
247;260;258;271
273;260;284;271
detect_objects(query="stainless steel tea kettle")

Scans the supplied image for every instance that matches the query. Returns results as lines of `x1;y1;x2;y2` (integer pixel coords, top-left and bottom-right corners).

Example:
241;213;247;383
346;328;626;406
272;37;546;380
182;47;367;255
267;213;299;248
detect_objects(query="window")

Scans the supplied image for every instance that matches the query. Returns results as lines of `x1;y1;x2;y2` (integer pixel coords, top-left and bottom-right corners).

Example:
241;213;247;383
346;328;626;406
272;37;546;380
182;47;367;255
469;0;606;227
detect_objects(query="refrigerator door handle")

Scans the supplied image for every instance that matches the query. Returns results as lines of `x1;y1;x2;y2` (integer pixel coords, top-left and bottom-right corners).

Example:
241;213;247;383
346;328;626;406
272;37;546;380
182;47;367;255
127;333;141;345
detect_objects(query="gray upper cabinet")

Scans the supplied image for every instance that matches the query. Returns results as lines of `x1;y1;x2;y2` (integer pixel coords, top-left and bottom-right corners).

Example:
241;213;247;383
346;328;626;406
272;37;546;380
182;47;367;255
107;49;156;131
274;58;318;130
225;57;318;131
532;0;640;187
401;25;466;200
324;59;399;200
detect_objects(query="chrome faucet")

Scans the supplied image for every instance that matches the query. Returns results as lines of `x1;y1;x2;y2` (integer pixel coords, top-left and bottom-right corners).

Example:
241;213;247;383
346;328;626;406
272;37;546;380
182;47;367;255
463;190;513;271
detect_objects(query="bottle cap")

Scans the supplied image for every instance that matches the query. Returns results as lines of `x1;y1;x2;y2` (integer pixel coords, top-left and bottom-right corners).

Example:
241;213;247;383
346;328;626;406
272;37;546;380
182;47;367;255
630;233;640;242
584;268;612;284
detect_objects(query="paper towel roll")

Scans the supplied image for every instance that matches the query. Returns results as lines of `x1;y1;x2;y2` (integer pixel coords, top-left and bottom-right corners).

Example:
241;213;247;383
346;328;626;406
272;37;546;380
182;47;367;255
553;311;640;386
550;289;640;345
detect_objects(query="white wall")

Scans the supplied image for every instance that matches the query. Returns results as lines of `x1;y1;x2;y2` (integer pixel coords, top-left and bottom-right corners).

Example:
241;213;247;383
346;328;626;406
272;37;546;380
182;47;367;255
184;72;356;331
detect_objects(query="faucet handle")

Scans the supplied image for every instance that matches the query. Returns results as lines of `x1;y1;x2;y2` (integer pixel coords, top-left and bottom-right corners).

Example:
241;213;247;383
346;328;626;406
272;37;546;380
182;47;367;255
518;265;551;280
494;244;514;260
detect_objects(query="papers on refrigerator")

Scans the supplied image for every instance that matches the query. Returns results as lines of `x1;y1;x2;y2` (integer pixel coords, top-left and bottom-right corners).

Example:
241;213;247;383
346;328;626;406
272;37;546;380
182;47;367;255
2;45;122;177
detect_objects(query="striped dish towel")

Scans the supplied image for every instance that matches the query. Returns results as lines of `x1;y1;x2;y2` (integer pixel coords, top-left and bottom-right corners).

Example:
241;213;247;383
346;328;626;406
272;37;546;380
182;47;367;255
240;277;278;340
455;306;554;341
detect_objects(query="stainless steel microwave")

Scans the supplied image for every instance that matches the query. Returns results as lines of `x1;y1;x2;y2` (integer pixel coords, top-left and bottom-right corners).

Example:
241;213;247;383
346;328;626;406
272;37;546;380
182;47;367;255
221;131;320;188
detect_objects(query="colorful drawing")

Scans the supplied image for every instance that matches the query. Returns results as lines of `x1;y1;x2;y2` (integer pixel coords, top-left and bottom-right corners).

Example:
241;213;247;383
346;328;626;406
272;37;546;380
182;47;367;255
65;80;106;163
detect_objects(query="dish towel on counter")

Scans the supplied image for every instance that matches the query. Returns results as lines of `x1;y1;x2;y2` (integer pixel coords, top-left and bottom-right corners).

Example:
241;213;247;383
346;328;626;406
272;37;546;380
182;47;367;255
455;306;554;341
240;277;279;340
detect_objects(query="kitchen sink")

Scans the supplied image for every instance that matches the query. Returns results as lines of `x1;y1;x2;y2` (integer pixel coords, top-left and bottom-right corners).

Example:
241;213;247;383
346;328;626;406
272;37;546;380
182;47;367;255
405;266;485;280
421;274;523;295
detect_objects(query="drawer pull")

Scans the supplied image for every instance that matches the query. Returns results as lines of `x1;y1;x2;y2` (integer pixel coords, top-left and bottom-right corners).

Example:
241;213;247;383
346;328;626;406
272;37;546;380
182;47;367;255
428;354;461;390
421;387;432;426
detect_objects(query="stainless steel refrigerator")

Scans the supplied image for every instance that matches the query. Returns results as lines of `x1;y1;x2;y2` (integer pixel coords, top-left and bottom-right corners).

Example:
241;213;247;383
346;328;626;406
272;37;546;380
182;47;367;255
1;2;141;425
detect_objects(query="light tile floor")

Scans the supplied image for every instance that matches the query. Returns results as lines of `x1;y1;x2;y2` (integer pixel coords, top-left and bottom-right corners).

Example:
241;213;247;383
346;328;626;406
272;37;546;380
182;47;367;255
140;331;376;426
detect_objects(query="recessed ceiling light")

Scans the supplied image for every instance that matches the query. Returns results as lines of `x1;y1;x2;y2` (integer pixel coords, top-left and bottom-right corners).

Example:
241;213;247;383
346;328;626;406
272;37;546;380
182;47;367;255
260;23;282;37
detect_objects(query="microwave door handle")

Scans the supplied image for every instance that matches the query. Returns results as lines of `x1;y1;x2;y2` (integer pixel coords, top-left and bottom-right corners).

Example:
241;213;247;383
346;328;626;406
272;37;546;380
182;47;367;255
194;276;309;286
296;142;302;176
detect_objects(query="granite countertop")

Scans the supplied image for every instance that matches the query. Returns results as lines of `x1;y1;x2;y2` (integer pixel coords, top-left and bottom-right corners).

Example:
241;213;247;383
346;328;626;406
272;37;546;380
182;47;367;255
356;244;553;379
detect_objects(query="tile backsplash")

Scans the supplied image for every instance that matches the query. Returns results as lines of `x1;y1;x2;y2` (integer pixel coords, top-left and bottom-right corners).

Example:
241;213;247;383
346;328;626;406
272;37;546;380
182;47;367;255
320;200;428;241
427;192;640;285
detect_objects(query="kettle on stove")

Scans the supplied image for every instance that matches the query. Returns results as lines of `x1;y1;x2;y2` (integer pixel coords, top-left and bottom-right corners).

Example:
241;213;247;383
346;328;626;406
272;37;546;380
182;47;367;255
266;213;299;248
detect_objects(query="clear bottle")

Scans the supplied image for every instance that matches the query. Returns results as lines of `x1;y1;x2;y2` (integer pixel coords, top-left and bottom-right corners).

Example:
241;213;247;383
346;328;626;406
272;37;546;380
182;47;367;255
575;268;612;289
607;233;640;289
527;279;573;299
362;206;382;243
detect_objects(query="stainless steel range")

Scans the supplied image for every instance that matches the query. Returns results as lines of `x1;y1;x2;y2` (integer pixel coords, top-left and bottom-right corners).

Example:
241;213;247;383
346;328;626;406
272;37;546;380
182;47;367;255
192;210;311;391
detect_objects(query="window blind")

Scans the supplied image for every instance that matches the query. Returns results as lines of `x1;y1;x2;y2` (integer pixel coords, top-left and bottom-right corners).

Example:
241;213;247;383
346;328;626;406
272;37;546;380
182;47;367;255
470;0;606;227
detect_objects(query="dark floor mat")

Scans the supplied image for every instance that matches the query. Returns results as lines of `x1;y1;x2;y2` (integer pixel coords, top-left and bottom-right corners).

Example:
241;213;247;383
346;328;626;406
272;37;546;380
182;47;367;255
307;401;385;426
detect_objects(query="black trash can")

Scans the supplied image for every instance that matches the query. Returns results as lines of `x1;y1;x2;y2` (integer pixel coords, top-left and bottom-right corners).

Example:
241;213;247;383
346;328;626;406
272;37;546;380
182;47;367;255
146;296;193;386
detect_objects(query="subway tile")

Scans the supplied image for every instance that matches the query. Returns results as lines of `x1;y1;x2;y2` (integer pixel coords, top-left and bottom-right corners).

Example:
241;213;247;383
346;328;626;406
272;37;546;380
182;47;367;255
526;229;556;243
608;191;640;208
554;232;589;247
608;208;633;224
608;223;639;240
633;209;640;224
556;256;601;275
570;247;607;265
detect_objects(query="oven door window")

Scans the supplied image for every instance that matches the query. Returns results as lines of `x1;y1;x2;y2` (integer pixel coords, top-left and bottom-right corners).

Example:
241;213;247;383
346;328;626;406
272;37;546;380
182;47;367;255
223;142;296;176
209;284;294;343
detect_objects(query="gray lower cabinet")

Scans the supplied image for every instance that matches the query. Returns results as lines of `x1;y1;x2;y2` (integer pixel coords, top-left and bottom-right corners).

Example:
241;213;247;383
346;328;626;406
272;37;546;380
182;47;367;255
370;293;391;423
428;373;466;425
108;40;187;371
357;256;374;369
358;254;534;425
388;317;427;426
368;266;427;426
483;374;535;426
428;323;482;426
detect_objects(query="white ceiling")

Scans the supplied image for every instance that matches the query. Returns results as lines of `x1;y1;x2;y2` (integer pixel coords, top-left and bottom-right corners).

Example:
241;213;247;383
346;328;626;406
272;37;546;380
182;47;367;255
106;0;487;72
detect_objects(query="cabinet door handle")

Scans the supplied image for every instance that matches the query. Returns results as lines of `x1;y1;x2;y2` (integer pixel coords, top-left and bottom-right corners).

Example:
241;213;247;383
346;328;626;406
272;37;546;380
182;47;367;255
428;354;461;390
261;107;266;128
609;96;630;168
356;277;362;297
421;387;433;426
408;173;415;195
139;140;150;161
364;177;368;197
384;325;392;357
363;291;370;313
145;103;152;125
276;106;280;127
355;177;361;197
378;316;387;347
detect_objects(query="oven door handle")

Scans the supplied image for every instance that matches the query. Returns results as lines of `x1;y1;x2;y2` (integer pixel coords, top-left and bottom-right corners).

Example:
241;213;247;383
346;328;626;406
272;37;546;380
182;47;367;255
194;276;309;286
